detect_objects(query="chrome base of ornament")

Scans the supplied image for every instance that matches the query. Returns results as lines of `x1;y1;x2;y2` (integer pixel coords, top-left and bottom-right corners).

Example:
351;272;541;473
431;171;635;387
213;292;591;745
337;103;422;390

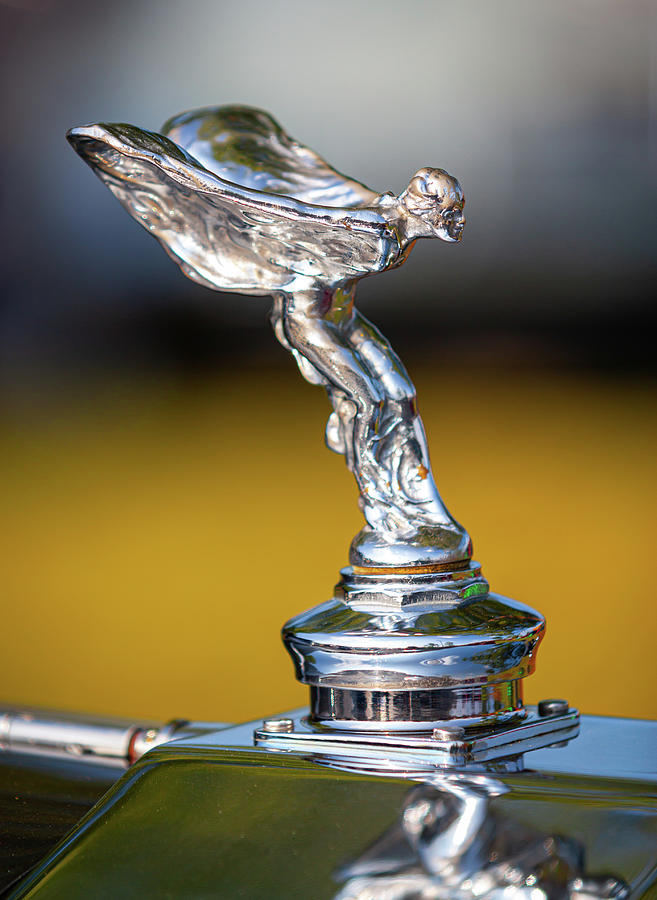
335;563;490;608
309;684;525;732
283;566;544;731
349;524;473;570
254;704;580;769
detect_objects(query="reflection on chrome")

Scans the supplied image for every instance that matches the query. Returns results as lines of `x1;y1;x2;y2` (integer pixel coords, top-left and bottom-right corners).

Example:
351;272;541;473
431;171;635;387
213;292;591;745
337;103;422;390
334;777;627;900
67;105;468;569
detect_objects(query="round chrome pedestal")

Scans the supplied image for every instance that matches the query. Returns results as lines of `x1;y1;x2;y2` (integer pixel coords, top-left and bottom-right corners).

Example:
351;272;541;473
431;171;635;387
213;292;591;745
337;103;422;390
309;684;525;732
283;566;545;732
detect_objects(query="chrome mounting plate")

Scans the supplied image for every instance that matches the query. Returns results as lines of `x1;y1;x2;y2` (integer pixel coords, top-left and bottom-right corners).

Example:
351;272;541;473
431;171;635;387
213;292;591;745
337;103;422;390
254;705;580;768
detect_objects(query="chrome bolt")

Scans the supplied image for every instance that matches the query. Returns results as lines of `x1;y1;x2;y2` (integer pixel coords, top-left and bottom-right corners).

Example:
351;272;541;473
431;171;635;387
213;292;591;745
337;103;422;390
262;717;294;733
432;725;465;741
538;699;569;717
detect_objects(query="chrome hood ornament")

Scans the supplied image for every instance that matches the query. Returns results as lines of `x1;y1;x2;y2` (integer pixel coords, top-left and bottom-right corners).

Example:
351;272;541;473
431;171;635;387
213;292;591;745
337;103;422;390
69;105;568;739
67;106;467;569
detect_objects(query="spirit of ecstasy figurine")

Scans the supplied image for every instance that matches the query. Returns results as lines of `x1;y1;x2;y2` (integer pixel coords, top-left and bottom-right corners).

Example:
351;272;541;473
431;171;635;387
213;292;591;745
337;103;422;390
68;105;561;736
67;105;468;570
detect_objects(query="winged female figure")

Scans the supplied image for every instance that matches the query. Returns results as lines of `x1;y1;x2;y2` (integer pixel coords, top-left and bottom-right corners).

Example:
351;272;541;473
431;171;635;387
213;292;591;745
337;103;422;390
68;105;470;568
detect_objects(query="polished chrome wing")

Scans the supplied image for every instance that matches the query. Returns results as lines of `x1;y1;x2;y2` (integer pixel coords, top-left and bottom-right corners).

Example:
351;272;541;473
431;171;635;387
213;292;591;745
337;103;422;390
67;121;397;295
162;105;380;208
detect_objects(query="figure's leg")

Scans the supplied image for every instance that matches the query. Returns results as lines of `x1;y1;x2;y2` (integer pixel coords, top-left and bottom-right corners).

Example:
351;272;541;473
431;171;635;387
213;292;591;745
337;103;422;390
271;294;327;386
345;310;454;526
344;311;416;405
280;305;385;485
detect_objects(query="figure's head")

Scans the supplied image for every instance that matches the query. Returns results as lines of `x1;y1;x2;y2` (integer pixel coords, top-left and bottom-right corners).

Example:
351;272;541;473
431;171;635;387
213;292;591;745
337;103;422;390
400;167;465;242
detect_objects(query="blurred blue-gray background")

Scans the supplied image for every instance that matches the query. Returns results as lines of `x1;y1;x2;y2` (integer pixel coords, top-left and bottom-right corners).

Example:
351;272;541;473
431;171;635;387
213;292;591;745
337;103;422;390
2;0;656;386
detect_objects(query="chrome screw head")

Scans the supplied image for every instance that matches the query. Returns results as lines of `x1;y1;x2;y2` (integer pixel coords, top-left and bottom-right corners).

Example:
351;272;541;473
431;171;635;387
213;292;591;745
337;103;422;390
262;717;294;733
538;699;569;717
432;725;465;741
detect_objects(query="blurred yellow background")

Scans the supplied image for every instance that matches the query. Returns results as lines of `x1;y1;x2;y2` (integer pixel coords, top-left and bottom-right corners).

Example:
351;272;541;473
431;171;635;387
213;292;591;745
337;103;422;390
2;0;656;727
1;366;655;725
